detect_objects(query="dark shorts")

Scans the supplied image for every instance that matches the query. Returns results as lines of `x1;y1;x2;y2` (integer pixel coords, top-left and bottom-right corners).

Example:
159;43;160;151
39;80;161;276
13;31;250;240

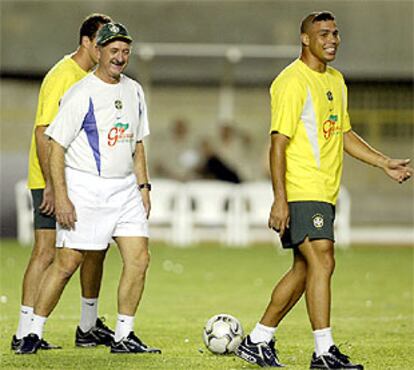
31;189;56;230
280;201;335;249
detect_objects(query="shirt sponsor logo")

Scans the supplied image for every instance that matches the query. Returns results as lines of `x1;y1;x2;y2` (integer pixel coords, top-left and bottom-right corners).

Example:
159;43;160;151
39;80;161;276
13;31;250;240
108;122;133;146
322;114;340;140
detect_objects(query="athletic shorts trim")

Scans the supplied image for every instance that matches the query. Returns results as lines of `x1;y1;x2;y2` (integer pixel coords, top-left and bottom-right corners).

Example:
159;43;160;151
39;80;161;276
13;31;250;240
280;201;335;249
56;167;149;251
31;189;56;230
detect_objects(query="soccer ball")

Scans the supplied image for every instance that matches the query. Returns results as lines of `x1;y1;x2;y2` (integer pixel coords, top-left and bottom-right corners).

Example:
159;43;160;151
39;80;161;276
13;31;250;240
203;313;244;354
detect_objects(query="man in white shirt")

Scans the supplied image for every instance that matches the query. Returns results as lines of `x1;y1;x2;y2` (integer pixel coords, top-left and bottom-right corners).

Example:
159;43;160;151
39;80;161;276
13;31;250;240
17;22;161;355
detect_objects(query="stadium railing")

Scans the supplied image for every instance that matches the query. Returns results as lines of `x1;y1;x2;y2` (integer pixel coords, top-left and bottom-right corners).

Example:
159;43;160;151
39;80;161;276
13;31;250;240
236;181;280;246
182;180;237;246
14;179;351;248
150;178;186;245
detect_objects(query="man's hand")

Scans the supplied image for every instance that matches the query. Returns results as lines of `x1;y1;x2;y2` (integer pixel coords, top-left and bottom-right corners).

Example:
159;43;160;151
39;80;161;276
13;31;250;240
382;158;412;184
268;200;290;238
55;195;77;230
140;189;151;219
39;183;55;216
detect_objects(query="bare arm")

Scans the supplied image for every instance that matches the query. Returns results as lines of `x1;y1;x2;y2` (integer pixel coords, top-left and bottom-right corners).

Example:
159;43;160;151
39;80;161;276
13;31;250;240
344;130;412;183
49;139;77;229
35;126;54;215
268;132;290;237
134;141;151;218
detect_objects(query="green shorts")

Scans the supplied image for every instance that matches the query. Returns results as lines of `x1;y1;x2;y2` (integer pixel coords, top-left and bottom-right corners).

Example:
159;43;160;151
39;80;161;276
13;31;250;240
31;189;56;230
280;201;335;249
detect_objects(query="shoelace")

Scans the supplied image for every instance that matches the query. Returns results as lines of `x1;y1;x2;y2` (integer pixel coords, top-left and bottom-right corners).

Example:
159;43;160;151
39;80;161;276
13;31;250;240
268;340;280;359
331;346;350;363
129;333;147;348
97;317;113;333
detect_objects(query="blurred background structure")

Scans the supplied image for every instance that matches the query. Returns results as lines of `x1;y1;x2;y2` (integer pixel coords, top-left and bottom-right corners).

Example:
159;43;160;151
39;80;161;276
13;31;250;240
1;0;413;243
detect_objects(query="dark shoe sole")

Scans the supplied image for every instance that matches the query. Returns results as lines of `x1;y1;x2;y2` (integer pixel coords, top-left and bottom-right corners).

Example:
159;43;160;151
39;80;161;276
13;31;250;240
111;348;162;354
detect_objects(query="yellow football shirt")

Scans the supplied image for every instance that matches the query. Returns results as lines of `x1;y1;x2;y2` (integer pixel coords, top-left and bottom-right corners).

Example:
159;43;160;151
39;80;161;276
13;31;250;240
27;55;88;189
269;59;351;205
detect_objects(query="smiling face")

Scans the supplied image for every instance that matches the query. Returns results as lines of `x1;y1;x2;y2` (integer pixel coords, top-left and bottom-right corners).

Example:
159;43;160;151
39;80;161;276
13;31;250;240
95;40;131;83
301;19;340;71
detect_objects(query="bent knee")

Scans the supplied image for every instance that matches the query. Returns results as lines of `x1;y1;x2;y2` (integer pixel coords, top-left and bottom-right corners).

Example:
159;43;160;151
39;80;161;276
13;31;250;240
54;252;84;279
324;257;335;275
137;249;150;270
126;250;150;272
53;260;81;280
31;246;56;267
314;255;335;276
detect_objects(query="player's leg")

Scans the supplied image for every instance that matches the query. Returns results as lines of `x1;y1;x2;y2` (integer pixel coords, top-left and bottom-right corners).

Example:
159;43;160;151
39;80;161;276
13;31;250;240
20;230;55;308
299;238;334;330
116;237;149;316
300;238;363;369
236;249;305;367
75;249;114;347
236;201;314;367
110;236;160;354
35;247;85;317
80;250;107;300
12;189;58;351
260;248;307;328
16;247;85;354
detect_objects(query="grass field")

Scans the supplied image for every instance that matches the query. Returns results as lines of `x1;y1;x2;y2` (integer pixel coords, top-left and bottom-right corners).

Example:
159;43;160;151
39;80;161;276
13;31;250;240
0;240;413;369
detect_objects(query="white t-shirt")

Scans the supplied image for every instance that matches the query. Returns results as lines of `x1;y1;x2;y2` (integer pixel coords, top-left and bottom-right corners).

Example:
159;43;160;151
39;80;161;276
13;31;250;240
46;73;149;178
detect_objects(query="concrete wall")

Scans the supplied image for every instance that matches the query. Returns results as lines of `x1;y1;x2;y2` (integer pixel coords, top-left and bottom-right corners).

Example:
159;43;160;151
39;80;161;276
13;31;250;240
1;0;413;80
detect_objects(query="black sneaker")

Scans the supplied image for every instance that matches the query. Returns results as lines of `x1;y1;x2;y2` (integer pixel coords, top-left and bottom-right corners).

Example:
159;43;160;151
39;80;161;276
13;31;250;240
310;345;364;369
75;317;115;347
110;332;161;354
235;335;284;367
11;335;61;351
15;333;42;355
11;335;22;351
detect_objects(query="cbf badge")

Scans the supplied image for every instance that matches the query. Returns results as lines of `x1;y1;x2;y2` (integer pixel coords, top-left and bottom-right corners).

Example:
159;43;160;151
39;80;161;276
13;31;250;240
115;100;123;110
109;24;120;33
312;214;324;229
326;91;333;101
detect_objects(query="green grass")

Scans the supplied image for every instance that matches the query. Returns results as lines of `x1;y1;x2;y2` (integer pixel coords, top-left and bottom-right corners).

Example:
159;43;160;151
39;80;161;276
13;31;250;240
0;240;413;369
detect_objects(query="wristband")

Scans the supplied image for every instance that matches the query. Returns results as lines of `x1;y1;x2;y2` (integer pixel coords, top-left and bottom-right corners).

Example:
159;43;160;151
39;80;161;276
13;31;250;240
138;183;151;191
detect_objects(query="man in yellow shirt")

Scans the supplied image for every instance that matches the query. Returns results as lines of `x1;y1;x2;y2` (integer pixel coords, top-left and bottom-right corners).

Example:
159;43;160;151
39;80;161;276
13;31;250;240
236;11;412;369
13;13;115;351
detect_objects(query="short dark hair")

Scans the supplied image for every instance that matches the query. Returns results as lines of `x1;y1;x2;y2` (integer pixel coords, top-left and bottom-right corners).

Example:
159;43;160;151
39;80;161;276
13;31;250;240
300;11;335;33
79;13;112;44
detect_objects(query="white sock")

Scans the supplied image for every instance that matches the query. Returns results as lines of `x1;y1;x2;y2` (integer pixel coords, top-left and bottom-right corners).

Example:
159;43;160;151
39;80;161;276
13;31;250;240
79;297;98;333
114;314;134;342
16;305;33;339
313;327;334;356
31;314;48;339
250;322;277;344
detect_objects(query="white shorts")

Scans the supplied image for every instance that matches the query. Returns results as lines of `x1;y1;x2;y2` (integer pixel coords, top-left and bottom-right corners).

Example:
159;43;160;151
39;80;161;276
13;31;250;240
56;167;149;250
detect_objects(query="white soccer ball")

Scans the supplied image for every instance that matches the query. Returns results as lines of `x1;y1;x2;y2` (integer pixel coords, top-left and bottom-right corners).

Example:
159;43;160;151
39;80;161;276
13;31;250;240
203;313;244;354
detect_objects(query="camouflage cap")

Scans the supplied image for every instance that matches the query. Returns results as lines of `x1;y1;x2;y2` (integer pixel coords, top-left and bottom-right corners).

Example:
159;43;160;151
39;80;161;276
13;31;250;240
96;22;133;46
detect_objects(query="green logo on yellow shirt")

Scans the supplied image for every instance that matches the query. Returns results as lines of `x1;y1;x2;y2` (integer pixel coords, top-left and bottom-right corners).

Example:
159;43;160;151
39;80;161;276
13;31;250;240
323;114;340;140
